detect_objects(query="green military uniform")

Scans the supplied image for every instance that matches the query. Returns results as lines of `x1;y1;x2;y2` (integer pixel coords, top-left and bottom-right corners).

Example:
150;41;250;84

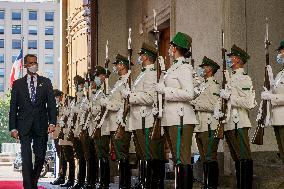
156;32;199;189
220;45;256;189
191;56;220;188
100;54;133;188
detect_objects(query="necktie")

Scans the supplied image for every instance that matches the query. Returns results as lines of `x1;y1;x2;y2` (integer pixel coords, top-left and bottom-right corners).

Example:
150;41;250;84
30;76;36;104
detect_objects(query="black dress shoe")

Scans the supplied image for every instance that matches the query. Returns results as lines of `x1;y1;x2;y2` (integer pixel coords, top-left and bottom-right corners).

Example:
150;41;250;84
60;180;74;187
50;177;65;185
68;182;84;189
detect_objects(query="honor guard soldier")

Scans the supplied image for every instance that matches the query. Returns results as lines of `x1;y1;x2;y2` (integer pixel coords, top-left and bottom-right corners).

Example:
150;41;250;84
50;89;66;185
69;75;87;189
261;40;284;163
89;65;111;189
100;54;133;188
122;42;165;188
218;45;256;189
156;32;199;189
191;56;220;189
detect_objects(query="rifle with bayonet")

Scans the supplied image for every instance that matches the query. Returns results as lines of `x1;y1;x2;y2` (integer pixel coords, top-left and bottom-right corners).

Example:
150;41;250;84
115;29;132;139
252;18;271;145
215;30;228;139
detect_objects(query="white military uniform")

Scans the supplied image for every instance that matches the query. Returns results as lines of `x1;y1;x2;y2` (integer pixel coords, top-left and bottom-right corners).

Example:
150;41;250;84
162;56;198;127
106;73;129;131
225;68;256;131
270;69;284;126
191;77;220;132
128;64;156;131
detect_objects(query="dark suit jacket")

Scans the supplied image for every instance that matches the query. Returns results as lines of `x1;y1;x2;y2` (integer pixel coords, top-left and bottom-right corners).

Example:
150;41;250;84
9;75;57;136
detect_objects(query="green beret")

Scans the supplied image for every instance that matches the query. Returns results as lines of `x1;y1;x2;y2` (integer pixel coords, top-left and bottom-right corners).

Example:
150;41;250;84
113;54;134;66
199;56;220;73
227;44;250;63
276;40;284;51
53;89;63;97
170;32;192;50
139;42;157;59
94;65;111;77
73;75;85;85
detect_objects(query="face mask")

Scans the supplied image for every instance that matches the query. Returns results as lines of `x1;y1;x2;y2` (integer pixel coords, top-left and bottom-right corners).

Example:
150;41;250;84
28;64;38;73
226;58;234;68
197;67;205;77
112;66;118;74
276;54;284;64
137;56;143;65
84;82;89;89
77;85;83;92
55;97;60;105
94;76;102;86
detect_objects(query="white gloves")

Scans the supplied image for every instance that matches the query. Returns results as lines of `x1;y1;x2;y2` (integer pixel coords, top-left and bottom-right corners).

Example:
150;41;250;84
158;56;166;71
156;82;166;94
213;105;224;119
220;88;231;100
121;87;131;99
100;97;109;107
261;88;273;100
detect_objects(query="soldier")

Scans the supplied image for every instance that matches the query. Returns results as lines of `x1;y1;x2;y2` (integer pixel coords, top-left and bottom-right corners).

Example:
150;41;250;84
59;96;76;188
219;45;256;189
261;40;284;163
69;75;87;189
122;42;165;188
155;32;199;188
191;56;220;189
50;89;66;185
100;54;133;188
90;66;111;189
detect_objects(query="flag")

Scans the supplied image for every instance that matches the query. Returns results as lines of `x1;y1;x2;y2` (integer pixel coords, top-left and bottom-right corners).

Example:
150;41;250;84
9;49;23;88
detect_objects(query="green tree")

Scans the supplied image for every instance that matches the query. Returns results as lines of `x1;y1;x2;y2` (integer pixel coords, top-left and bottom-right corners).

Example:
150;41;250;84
0;93;15;152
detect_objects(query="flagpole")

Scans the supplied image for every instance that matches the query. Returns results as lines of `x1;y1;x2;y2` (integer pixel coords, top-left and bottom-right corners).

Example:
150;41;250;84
21;36;24;78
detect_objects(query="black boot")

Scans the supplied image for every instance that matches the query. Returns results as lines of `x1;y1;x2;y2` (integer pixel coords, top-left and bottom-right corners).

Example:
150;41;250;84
235;161;240;188
175;164;193;189
118;159;131;189
132;160;146;189
82;158;98;189
240;160;253;189
152;160;165;189
207;161;219;189
50;177;65;185
203;163;208;189
98;158;110;189
60;180;74;187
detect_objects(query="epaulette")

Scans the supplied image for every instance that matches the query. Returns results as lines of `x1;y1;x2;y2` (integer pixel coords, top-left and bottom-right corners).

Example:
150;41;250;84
150;68;156;71
243;72;248;75
213;80;219;84
182;61;189;64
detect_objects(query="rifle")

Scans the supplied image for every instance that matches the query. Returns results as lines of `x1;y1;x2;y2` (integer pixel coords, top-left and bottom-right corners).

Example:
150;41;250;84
115;29;132;139
93;40;110;139
151;9;164;140
252;18;271;145
215;30;227;139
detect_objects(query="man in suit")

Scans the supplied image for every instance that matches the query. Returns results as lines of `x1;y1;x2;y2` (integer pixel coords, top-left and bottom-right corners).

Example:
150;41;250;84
9;54;57;189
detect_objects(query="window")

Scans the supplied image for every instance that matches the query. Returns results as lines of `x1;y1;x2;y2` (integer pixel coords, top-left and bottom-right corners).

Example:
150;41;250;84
12;25;21;34
45;12;54;21
12;40;21;49
12;11;21;20
45;40;53;49
0;10;4;19
0;39;4;48
0;26;4;34
0;54;4;63
45;55;53;64
29;11;37;20
0;68;4;77
44;69;53;81
28;25;37;35
12;55;17;63
45;26;53;35
28;40;37;49
0;83;4;92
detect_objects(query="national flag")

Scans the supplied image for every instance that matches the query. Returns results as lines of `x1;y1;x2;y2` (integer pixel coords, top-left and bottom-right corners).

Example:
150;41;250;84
9;49;23;88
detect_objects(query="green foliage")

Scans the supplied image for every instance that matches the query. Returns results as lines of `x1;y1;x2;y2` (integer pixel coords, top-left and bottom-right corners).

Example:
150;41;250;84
0;93;16;152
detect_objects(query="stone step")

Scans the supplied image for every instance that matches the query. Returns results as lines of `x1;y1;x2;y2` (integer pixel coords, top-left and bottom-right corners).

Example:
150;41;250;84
0;162;13;166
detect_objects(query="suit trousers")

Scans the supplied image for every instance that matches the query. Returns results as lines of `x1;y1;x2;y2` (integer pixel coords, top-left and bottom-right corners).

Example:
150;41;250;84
274;126;284;163
20;132;48;189
195;130;219;162
133;128;165;160
164;125;194;165
62;145;75;181
224;128;252;161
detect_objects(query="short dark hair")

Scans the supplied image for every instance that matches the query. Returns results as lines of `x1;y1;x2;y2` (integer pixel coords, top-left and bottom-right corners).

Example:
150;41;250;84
24;54;37;64
172;44;192;58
